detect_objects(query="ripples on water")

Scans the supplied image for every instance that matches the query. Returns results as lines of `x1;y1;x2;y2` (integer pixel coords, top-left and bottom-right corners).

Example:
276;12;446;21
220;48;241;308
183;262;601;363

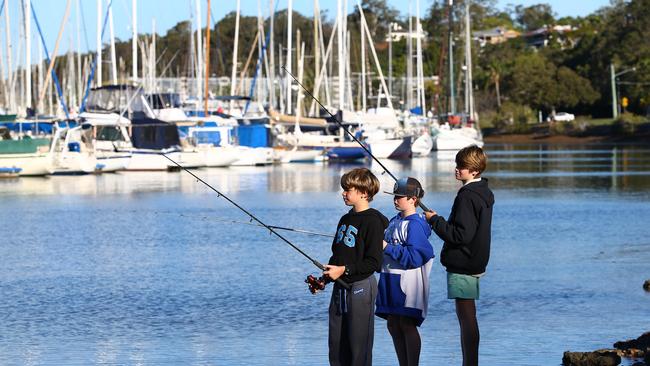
1;143;649;365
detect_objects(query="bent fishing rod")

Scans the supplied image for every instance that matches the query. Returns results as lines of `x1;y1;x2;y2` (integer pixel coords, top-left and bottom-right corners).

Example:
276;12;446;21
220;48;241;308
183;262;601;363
282;66;431;212
162;154;350;290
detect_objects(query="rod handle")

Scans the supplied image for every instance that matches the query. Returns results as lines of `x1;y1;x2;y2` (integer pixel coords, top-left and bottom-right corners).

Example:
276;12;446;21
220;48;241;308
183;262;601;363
418;201;431;212
315;260;351;290
335;278;351;290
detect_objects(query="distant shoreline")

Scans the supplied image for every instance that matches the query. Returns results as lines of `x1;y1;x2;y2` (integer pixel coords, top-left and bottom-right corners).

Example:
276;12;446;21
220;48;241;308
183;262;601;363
483;132;650;145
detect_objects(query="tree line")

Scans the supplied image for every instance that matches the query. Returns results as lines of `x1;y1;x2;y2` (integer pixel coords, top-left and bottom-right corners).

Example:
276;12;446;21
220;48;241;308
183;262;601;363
51;0;650;121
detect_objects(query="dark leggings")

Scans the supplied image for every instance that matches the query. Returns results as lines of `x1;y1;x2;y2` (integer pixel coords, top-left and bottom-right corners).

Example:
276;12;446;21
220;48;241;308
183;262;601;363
386;315;421;366
456;299;479;366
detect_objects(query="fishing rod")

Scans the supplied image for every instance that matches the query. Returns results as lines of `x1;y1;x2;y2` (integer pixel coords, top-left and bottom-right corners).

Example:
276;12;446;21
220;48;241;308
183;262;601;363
162;154;350;290
181;215;334;238
282;66;431;212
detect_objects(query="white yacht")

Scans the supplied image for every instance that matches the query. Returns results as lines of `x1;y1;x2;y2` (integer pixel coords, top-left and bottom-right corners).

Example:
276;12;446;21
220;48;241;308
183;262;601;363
83;85;183;170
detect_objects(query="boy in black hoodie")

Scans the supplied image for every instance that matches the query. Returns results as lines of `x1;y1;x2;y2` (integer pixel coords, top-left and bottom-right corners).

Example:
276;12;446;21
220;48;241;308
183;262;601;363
323;167;389;366
424;145;494;366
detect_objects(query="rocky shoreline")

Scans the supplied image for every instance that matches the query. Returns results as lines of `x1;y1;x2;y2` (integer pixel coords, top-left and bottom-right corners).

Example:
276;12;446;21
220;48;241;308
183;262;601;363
563;332;650;366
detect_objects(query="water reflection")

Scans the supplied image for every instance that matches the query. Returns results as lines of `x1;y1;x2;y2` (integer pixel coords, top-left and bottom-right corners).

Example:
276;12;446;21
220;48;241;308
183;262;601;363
2;144;650;197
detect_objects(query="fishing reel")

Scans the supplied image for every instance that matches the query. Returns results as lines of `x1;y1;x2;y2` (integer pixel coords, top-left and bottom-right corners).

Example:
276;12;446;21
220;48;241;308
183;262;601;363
305;274;326;294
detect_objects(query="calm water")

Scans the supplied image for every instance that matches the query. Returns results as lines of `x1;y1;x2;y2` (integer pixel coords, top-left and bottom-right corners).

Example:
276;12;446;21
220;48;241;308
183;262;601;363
1;143;649;365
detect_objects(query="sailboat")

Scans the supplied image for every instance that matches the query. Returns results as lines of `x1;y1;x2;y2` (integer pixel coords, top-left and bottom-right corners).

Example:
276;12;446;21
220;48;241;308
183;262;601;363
431;0;483;151
0;126;53;176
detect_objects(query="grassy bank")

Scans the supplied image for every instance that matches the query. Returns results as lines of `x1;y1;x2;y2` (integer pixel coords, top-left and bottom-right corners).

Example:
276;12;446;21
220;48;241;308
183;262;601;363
481;114;650;144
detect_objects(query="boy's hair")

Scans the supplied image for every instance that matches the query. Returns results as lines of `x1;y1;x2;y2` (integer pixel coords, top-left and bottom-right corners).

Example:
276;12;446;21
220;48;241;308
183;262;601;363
341;168;380;202
456;145;487;176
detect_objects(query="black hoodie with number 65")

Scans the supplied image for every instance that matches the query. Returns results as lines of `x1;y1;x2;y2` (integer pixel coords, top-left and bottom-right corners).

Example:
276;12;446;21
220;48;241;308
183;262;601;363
428;178;495;275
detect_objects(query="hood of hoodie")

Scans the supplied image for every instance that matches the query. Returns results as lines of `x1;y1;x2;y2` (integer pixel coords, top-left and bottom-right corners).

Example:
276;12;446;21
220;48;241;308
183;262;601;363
403;213;432;237
461;178;494;207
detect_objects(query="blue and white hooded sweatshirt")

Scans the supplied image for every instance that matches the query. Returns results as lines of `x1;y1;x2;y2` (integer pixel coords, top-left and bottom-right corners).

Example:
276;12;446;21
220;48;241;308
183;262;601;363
376;212;434;326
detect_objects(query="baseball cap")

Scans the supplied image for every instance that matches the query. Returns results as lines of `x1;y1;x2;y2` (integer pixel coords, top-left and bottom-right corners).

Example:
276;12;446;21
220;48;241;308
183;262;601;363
384;177;424;198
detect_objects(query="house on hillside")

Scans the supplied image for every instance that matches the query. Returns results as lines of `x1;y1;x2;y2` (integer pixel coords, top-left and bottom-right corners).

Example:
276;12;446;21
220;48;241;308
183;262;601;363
523;25;577;49
473;27;520;47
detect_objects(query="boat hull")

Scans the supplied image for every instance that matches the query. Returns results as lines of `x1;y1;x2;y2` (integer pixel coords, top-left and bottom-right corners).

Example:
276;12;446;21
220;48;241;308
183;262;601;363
0;153;53;176
368;137;412;159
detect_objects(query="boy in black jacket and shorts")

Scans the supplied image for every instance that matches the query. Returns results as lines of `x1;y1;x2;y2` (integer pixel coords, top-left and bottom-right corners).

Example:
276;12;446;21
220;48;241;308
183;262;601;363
323;167;389;366
425;145;494;366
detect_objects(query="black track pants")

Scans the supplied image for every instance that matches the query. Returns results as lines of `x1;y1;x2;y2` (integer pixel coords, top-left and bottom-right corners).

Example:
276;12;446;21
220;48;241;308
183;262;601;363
328;276;378;366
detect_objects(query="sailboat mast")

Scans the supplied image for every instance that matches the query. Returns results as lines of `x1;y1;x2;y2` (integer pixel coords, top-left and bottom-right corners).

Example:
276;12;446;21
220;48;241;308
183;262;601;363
76;0;82;105
416;0;425;112
229;0;240;113
268;0;275;109
195;0;202;103
0;19;7;108
448;0;456;115
96;0;102;87
204;0;211;116
132;0;137;81
108;1;117;84
407;1;413;109
464;0;475;122
151;19;156;92
5;0;15;111
337;0;344;110
25;0;31;109
286;0;292;114
360;17;366;112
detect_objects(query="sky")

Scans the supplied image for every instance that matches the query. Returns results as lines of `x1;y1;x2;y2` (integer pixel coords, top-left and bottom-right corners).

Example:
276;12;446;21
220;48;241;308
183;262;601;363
2;0;612;65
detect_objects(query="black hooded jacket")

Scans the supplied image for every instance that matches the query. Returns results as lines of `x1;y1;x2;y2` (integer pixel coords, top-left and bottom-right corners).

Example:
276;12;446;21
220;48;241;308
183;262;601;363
428;178;494;275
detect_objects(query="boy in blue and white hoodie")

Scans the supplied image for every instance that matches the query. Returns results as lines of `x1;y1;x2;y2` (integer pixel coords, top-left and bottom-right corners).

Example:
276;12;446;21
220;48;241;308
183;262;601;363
376;177;434;366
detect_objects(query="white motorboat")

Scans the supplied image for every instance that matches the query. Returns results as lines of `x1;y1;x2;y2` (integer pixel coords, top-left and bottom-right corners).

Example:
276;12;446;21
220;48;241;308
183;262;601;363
432;123;484;151
79;112;132;172
84;85;183;171
411;133;433;156
50;125;100;175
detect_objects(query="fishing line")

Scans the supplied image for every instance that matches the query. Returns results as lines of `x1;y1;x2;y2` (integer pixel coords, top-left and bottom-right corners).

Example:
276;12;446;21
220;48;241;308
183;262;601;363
282;66;431;212
180;214;334;238
163;154;349;289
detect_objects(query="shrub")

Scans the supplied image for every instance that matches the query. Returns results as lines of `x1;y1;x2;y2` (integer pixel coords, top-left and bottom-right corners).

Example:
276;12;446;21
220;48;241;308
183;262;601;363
490;102;536;133
612;113;646;136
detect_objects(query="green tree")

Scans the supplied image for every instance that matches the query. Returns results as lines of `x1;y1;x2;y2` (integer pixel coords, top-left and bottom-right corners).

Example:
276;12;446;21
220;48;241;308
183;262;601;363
513;3;555;30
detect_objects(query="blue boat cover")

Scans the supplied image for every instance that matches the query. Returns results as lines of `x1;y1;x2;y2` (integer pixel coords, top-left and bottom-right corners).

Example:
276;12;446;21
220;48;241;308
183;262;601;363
237;124;269;147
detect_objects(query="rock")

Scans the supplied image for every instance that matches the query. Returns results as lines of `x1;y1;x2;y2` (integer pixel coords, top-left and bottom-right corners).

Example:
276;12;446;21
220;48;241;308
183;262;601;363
644;279;650;292
614;331;650;355
563;349;621;366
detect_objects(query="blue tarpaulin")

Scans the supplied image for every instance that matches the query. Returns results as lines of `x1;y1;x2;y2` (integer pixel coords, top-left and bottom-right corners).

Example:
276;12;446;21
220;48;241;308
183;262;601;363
237;124;269;147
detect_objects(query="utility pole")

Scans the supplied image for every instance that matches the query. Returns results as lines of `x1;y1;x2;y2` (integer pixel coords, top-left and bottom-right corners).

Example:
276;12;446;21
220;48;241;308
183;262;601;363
610;64;637;119
388;23;392;98
610;64;617;119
